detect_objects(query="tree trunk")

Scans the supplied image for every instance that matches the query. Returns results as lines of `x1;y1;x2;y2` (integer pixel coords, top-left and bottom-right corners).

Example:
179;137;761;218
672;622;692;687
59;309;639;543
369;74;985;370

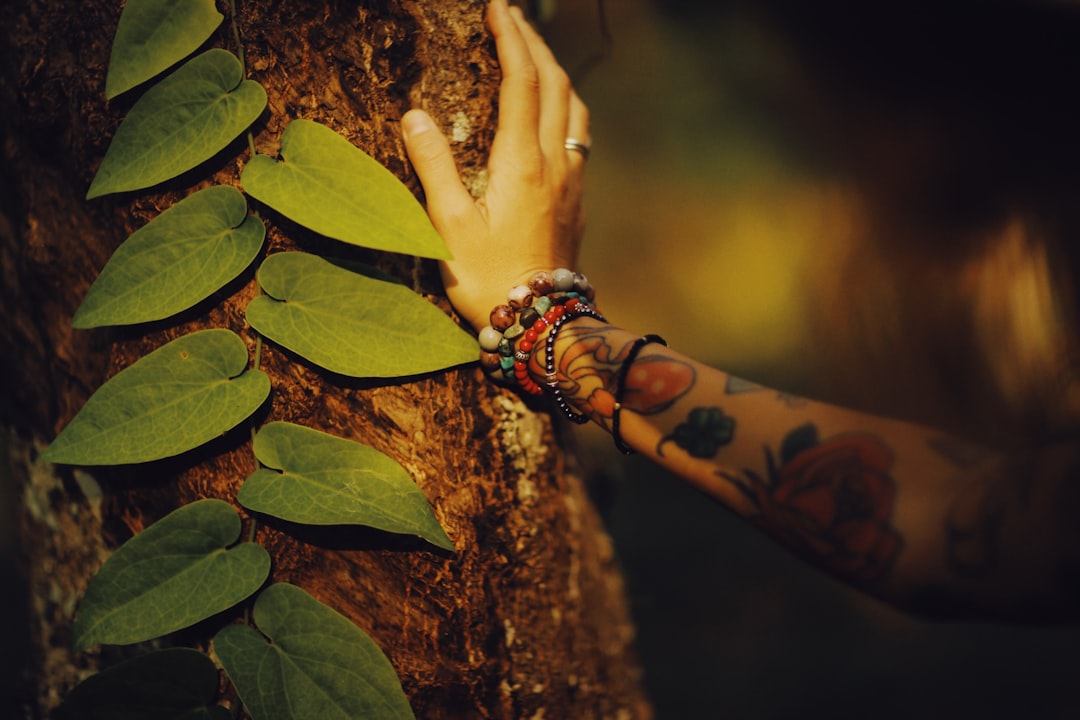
1;1;651;717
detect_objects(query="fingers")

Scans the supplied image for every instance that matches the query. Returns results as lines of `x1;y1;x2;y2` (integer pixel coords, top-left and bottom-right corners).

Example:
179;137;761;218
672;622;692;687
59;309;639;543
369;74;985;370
565;90;591;170
487;0;542;168
401;109;477;238
507;8;572;162
489;1;591;176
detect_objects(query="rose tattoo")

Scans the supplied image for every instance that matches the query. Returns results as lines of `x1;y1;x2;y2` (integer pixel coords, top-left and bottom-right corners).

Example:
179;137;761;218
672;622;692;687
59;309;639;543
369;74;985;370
745;423;903;585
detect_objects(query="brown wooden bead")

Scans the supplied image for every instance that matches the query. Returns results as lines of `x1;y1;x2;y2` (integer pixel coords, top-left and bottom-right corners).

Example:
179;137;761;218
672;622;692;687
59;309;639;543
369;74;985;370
489;304;516;331
528;271;555;296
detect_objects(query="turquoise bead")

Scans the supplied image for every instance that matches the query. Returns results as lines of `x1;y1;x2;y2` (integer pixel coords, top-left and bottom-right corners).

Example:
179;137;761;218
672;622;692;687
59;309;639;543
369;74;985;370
534;296;552;314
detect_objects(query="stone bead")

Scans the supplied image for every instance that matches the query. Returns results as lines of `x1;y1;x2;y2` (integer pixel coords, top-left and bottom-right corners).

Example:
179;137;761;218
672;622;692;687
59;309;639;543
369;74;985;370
498;337;513;356
480;351;502;371
552;267;575;292
489;304;516;331
572;272;591;296
507;285;533;310
534;295;552;314
478;326;503;352
499;355;515;370
528;271;555;296
519;307;540;328
503;323;525;339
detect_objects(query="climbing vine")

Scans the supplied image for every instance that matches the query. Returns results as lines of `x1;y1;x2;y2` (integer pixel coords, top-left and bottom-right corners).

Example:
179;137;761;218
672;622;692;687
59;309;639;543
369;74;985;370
44;1;474;717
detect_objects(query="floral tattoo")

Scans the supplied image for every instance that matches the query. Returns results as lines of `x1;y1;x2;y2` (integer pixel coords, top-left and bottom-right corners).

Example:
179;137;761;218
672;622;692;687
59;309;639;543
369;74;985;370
734;423;903;585
548;324;695;423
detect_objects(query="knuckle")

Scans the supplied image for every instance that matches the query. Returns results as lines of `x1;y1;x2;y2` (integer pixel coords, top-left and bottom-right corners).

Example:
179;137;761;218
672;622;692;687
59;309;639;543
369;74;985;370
550;66;572;97
515;64;542;97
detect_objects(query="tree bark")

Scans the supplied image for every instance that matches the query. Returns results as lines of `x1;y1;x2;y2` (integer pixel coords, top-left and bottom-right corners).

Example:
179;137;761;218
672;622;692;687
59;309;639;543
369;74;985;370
1;1;650;718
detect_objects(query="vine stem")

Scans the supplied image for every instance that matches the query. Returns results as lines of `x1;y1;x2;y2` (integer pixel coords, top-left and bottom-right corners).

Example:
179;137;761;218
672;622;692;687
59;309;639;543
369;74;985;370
228;0;259;160
229;0;245;70
230;0;262;556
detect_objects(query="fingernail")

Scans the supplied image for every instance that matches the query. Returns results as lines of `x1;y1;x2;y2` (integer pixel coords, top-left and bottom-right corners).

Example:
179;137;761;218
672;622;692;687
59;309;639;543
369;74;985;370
402;109;434;138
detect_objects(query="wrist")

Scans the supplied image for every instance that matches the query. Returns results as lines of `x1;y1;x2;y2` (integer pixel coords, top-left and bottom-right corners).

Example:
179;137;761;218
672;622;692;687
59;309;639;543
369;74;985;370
475;269;601;394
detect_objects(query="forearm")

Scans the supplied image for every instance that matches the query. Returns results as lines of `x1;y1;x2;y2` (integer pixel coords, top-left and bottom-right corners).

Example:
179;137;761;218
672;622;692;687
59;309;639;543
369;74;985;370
536;317;1080;621
402;1;1080;623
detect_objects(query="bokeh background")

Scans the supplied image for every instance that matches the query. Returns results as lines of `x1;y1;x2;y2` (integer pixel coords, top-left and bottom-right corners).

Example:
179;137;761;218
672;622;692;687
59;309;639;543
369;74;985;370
540;0;1080;717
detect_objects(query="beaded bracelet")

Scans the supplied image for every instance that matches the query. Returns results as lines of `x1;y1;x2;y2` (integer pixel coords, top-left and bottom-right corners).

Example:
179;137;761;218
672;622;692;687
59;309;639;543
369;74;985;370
477;269;601;397
543;303;607;423
611;334;668;454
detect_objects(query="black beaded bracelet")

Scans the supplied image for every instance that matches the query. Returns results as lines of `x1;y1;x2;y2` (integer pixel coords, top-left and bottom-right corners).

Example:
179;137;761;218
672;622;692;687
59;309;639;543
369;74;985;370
611;334;668;454
543;304;607;424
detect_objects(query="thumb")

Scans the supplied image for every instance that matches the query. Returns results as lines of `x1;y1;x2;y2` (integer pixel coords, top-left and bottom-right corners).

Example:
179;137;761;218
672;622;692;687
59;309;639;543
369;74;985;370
402;109;475;228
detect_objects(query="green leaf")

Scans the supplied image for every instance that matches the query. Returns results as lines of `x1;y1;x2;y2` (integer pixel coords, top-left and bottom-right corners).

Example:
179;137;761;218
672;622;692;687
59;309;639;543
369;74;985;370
240;422;453;550
105;0;224;99
40;329;270;465
214;583;415;720
246;252;476;377
88;49;267;199
54;647;231;720
241;119;450;259
74;185;265;328
72;499;271;653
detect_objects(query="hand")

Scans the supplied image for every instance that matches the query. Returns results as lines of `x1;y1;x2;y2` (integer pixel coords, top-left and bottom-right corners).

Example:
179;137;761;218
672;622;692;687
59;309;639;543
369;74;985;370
402;0;590;332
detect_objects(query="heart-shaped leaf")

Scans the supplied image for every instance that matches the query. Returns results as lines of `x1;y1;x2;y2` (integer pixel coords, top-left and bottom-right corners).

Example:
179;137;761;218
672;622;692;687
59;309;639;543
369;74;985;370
241;119;450;259
40;329;270;465
74;185;264;328
72;499;271;653
246;252;476;377
105;0;224;99
240;422;453;550
88;49;267;199
54;648;231;720
214;583;415;720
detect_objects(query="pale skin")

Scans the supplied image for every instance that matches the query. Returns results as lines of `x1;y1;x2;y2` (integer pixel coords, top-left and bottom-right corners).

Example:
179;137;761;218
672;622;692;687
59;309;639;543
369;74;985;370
403;0;1080;622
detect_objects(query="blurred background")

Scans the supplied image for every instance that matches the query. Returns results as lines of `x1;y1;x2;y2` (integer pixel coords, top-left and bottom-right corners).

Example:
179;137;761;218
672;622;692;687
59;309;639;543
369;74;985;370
539;0;1080;717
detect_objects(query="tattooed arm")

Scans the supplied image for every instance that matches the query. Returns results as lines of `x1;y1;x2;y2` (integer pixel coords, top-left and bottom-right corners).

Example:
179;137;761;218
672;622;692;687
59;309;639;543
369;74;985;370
403;2;1080;622
540;317;1080;622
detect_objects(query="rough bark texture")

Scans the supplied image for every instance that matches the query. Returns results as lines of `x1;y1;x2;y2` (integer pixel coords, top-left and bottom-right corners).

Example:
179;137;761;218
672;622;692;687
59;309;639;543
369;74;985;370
1;1;650;718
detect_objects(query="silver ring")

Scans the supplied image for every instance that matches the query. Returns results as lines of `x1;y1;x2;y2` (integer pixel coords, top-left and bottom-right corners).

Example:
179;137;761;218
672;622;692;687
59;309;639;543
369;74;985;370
564;138;591;161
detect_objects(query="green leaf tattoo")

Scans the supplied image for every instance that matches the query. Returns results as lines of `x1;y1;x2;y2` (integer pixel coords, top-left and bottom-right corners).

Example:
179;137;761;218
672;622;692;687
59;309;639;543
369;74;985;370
658;406;736;458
